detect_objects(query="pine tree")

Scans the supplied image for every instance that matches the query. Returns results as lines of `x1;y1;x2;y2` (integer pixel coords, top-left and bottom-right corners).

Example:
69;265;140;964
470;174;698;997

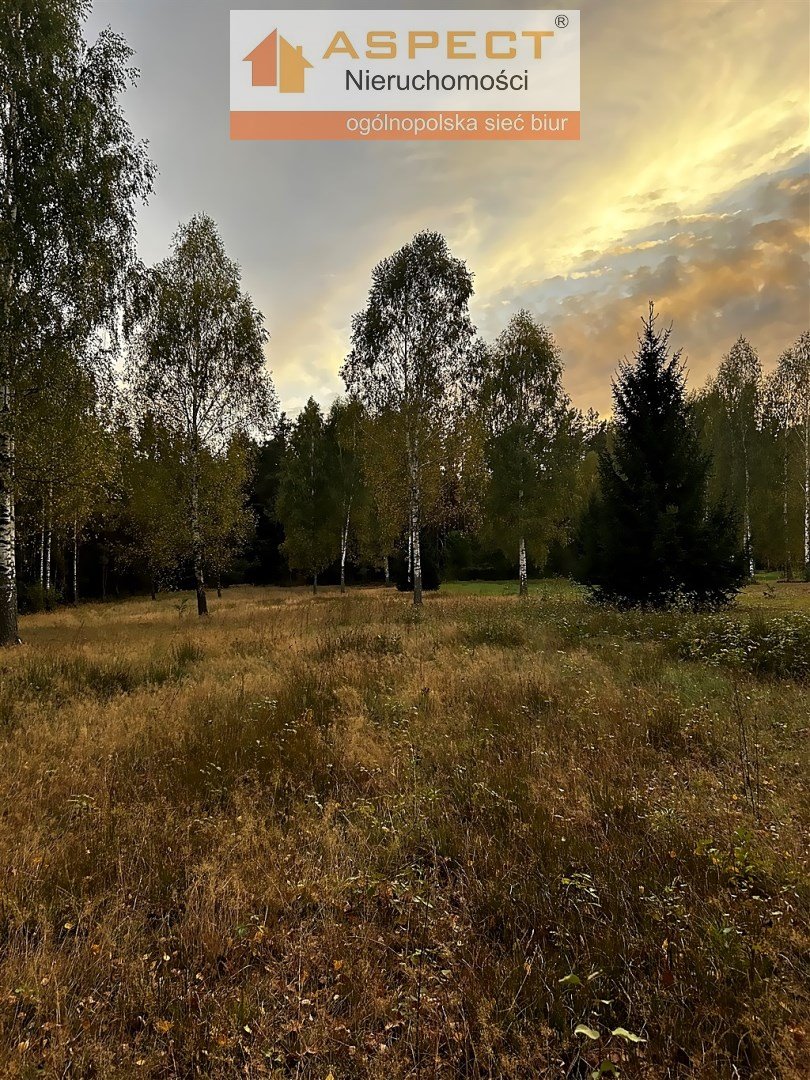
578;304;745;609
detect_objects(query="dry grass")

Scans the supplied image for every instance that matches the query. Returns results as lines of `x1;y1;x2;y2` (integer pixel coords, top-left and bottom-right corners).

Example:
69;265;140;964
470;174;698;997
0;583;808;1079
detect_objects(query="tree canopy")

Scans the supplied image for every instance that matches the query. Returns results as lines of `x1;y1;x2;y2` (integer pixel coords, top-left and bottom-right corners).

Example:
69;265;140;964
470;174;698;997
578;305;746;609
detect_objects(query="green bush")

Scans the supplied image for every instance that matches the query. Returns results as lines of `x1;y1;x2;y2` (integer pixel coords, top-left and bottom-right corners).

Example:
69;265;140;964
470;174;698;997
677;613;810;679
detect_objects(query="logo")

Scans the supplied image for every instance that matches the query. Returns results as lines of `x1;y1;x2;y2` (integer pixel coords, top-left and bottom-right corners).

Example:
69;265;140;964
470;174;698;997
231;11;580;141
244;29;313;93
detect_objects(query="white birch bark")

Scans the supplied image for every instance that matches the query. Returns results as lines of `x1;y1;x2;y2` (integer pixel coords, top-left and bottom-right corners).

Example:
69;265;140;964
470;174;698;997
742;438;754;578
519;536;528;598
408;438;423;606
339;498;352;594
411;500;423;607
0;19;20;645
39;504;45;587
190;448;208;616
44;525;51;594
44;484;52;594
0;382;18;644
783;444;792;580
804;406;810;575
72;519;79;605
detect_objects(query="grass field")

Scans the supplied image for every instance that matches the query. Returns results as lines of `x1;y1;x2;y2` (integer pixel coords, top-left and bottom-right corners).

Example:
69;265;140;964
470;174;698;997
0;583;808;1078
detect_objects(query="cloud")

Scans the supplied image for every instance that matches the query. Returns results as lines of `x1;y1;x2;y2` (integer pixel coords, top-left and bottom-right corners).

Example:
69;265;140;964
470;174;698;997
85;0;810;418
496;167;809;411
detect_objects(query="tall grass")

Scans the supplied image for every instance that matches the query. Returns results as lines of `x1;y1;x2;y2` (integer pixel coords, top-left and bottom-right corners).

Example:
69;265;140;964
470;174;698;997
0;584;807;1078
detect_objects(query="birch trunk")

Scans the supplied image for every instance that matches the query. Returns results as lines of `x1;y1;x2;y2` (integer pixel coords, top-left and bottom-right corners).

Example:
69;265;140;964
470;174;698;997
312;574;318;595
742;442;754;578
190;453;208;616
0;382;19;645
411;498;423;607
44;492;52;596
384;556;390;588
406;436;423;607
519;537;528;598
339;507;350;595
0;16;20;646
72;520;79;605
39;506;45;587
783;444;792;581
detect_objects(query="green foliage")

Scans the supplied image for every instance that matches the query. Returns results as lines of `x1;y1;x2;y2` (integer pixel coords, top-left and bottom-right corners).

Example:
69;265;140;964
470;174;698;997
128;214;276;450
0;0;153;641
677;612;810;679
200;434;257;586
578;305;746;609
326;396;370;585
115;417;187;588
277;399;339;586
342;230;476;602
127;214;276;612
476;311;583;574
0;0;153;353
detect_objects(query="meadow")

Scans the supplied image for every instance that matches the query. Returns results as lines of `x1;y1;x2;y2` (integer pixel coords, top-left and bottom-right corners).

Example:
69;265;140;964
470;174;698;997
0;581;808;1079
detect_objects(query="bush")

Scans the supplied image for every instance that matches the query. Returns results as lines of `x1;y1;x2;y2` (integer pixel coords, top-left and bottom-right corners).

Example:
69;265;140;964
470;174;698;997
18;583;61;614
677;613;810;679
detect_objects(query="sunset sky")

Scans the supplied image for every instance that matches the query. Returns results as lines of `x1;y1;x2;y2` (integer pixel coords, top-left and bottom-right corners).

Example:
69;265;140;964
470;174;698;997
87;0;810;416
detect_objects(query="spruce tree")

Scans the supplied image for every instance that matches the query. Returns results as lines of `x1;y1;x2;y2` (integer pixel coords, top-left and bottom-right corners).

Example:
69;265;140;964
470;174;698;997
578;304;745;609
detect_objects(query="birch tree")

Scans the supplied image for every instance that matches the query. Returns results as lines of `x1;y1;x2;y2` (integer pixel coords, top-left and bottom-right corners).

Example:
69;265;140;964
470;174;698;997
199;435;256;597
116;417;186;598
713;338;762;577
326;397;367;593
17;347;115;605
476;311;578;596
349;410;403;587
795;332;810;578
773;330;810;578
341;230;475;605
128;214;277;616
763;358;800;578
0;0;152;644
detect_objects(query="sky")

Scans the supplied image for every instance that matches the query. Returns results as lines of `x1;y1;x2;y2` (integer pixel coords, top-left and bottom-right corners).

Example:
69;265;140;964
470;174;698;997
86;0;810;416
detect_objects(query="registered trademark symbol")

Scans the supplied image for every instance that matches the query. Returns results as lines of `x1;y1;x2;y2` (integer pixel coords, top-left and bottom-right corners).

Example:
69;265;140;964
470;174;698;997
555;14;569;28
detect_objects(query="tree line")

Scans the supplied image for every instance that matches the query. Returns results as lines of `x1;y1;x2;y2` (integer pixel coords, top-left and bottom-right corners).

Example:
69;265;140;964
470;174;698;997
2;3;808;646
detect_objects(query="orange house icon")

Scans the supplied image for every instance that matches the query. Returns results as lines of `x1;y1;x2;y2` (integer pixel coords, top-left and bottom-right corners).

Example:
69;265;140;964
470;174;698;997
244;30;313;94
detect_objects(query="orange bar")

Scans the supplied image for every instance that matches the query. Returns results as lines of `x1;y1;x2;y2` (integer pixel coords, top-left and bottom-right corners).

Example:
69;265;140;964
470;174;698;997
230;110;580;141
